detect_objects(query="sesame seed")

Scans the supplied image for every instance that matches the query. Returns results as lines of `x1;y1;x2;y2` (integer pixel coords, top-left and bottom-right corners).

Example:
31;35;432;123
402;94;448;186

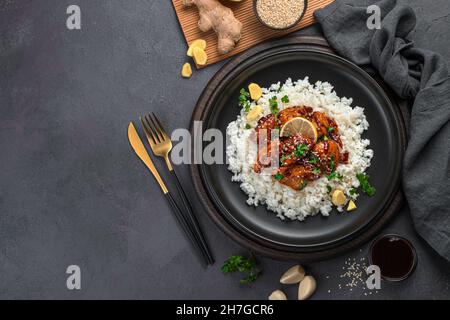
256;0;305;29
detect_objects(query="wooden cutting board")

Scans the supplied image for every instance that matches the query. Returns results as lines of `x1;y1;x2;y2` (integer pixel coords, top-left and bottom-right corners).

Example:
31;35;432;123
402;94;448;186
172;0;334;67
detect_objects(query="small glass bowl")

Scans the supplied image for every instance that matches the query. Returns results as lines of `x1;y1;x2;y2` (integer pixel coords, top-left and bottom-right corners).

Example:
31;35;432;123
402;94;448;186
253;0;308;31
368;234;418;282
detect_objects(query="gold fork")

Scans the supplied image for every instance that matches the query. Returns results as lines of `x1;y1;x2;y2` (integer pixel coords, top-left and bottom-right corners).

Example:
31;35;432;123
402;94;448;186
140;113;214;264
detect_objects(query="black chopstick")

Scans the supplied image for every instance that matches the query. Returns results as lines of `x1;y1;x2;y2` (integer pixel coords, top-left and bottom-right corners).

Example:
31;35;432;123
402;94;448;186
170;170;214;264
165;192;210;266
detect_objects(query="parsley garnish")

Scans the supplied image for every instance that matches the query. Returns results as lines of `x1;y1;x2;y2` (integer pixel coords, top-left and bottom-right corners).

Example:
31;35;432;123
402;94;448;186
280;154;291;164
241;273;260;285
294;144;308;157
299;181;308;190
308;154;319;164
349;187;358;196
274;173;284;181
239;88;251;112
312;168;321;175
327;172;337;180
327;171;343;181
330;155;335;172
356;173;376;196
327;185;332;193
281;95;289;103
221;255;261;285
245;123;252;129
327;127;334;133
269;96;279;114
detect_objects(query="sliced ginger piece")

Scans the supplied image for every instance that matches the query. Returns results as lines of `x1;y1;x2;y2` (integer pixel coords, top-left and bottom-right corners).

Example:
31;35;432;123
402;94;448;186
248;83;263;100
347;200;357;211
181;63;192;78
193;46;208;66
331;189;347;206
246;105;263;122
187;39;207;57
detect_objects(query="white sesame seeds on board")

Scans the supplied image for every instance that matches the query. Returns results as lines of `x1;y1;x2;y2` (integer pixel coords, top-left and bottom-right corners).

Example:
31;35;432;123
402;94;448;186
256;0;305;29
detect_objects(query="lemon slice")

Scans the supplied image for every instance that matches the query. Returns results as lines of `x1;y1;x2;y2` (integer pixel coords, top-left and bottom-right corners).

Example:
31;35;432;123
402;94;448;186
280;117;318;141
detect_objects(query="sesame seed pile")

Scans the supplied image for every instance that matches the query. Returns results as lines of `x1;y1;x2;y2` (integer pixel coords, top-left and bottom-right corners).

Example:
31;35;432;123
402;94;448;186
326;251;379;296
256;0;305;29
340;257;368;290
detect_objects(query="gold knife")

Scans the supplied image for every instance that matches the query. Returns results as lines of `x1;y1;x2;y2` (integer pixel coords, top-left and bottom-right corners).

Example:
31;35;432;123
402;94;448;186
128;122;168;194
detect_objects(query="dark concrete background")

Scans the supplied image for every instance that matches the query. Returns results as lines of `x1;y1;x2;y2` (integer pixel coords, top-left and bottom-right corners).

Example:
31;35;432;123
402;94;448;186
0;0;449;299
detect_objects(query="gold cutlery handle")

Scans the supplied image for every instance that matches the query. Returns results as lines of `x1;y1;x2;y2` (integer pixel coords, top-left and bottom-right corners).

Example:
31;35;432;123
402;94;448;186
128;122;168;194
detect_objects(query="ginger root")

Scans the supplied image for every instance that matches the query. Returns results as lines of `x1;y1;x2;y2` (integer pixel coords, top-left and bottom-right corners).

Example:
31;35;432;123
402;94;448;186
183;0;242;54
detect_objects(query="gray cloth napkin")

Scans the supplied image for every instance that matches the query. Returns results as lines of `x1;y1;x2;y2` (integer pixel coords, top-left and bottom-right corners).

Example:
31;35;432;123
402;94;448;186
315;0;450;261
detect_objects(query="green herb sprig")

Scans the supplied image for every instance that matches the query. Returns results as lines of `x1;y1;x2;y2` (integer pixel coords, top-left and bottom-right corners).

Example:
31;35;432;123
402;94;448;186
356;173;376;196
280;154;291;164
329;155;335;171
269;96;279;114
239;88;251;112
327;171;343;181
294;144;309;157
221;255;261;285
274;173;284;181
281;95;289;103
308;154;319;164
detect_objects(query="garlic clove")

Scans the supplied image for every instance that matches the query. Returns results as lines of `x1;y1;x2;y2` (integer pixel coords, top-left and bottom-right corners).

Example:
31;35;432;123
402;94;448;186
298;275;317;300
268;289;287;300
280;265;305;284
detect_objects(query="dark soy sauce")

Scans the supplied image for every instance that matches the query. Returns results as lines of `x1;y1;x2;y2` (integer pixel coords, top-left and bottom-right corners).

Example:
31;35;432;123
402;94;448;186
370;235;417;281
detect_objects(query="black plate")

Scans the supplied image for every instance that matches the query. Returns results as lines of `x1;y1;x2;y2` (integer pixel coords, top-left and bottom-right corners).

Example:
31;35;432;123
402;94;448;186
191;38;406;255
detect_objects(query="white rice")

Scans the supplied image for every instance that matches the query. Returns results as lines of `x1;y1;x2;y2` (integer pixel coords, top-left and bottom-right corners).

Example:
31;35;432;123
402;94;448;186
226;77;373;221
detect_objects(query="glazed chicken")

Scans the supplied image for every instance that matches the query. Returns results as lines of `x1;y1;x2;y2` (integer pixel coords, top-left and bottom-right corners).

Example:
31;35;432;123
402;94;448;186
255;113;279;145
253;106;348;190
